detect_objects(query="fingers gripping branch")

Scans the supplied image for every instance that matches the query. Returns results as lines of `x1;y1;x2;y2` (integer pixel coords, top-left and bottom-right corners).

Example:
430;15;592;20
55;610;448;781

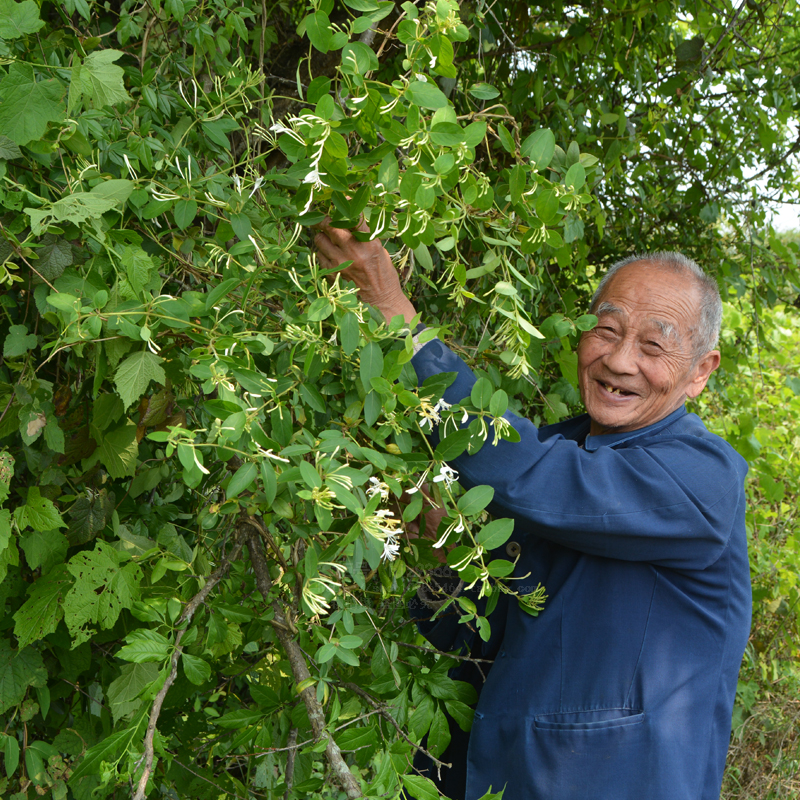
314;223;418;326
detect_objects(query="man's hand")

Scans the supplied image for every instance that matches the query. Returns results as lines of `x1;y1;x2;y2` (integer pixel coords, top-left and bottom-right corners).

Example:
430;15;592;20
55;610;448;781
314;221;417;325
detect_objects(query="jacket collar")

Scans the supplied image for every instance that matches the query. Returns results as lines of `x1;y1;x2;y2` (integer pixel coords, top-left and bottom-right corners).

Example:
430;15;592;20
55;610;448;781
583;405;688;451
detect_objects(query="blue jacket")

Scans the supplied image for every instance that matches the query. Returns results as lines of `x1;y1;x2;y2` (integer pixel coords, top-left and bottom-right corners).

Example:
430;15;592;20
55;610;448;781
410;338;751;800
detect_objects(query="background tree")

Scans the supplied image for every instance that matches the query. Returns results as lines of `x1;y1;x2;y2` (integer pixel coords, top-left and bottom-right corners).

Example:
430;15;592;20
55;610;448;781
0;1;798;798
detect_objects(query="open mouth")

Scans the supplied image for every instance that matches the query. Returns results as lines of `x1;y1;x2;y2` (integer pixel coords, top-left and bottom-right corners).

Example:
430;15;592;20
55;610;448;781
598;381;635;397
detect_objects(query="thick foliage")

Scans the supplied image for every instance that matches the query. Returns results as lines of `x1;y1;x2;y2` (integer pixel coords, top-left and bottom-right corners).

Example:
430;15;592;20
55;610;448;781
0;1;799;799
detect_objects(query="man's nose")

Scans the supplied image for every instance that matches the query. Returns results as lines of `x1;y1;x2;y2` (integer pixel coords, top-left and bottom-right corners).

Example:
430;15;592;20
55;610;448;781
603;338;639;374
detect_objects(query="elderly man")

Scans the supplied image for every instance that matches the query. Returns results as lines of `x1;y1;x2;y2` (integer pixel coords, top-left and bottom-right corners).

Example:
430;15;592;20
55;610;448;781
315;226;751;800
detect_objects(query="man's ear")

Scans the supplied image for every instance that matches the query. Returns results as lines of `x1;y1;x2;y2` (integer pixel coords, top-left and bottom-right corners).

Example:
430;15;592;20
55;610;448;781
686;350;721;399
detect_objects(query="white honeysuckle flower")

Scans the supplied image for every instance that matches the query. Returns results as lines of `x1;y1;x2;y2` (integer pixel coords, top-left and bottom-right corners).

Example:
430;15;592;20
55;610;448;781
249;177;264;198
255;444;290;463
122;154;137;180
204;191;227;207
433;514;465;549
461;408;469;424
366;477;390;501
232;174;242;193
381;538;401;562
178;80;191;107
418;398;442;430
361;508;403;543
433;464;459;488
433;399;452;415
302;166;327;189
151;189;181;201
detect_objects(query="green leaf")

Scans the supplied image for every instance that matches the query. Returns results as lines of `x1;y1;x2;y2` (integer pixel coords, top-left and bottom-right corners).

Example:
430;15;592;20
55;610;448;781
458;485;494;516
468;82;500;100
444;698;474;731
509;164;525;204
0;62;64;146
0;639;46;714
106;662;159;722
205;277;240;310
227;461;257;499
68;49;131;112
34;234;72;281
26;180;133;234
401;774;440;800
675;35;704;69
201;118;239;149
0;0;44;38
69;707;147;782
215;709;264;728
13;563;72;648
359;341;384;388
120;246;155;296
428;706;451;757
487;558;515;577
173;198;197;230
3;324;37;357
339;311;360;355
521;128;556;170
406;80;449;109
299;460;322;489
434;428;471;460
116;628;170;663
114;350;167;409
307;296;333;321
535;188;559;223
0;452;12;504
181;653;212;685
575;313;597;331
0;133;21;159
19;528;68;573
489;389;508;418
65;541;142;647
336;726;376;750
3;731;20;777
15;486;66;532
497;123;515;154
67;488;115;546
476;518;514;550
470;377;493;409
340;41;378;74
564;161;586;190
304;10;332;53
95;423;139;479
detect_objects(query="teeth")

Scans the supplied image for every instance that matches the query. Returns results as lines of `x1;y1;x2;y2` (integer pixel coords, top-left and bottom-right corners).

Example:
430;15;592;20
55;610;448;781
603;383;623;395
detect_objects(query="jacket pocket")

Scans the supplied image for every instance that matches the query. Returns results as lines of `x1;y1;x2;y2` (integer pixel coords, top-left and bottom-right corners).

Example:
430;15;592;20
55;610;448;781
533;707;644;731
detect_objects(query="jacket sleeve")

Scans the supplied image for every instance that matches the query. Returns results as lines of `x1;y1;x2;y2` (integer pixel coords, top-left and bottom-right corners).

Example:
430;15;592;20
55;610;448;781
412;338;746;571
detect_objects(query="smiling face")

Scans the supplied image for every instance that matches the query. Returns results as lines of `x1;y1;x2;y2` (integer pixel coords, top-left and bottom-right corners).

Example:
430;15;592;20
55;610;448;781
578;261;721;436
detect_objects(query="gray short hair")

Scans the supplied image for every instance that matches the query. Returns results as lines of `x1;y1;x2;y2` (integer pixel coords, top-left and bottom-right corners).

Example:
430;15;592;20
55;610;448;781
589;252;722;357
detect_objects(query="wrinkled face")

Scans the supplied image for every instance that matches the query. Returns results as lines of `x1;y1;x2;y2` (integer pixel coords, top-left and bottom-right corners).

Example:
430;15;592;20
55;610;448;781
577;262;720;436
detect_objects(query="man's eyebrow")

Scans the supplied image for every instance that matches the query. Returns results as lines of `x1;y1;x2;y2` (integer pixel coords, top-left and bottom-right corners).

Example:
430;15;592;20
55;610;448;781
648;318;680;342
596;302;680;343
595;301;624;316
